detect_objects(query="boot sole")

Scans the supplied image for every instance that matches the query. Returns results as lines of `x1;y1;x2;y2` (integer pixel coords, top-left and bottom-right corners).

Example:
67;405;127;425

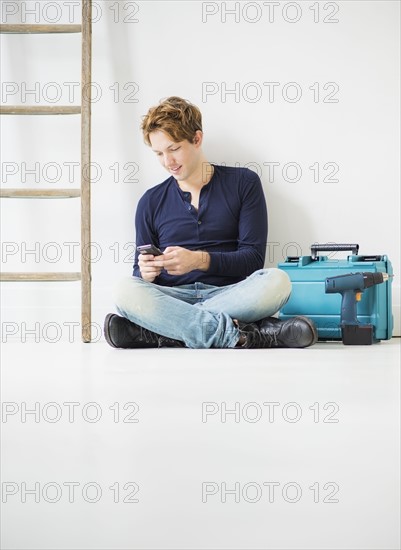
104;313;119;348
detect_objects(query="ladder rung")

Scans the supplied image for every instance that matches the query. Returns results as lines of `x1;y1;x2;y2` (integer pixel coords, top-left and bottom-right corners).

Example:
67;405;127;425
0;24;82;34
1;188;81;199
0;106;81;115
1;272;81;282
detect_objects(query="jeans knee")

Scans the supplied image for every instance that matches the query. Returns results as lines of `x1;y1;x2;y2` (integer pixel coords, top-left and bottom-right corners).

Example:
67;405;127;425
113;276;142;310
255;268;292;308
268;268;292;298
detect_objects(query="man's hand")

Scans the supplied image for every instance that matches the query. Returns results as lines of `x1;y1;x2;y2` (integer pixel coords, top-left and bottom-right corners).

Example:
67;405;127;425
152;246;210;276
138;253;163;282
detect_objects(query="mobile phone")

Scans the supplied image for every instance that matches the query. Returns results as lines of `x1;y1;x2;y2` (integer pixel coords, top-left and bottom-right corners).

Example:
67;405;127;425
137;244;163;256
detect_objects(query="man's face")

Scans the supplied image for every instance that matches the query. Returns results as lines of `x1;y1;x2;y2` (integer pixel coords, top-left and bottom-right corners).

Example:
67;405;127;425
149;130;202;182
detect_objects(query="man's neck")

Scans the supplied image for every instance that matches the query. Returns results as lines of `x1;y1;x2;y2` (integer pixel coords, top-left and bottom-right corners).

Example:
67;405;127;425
177;161;214;191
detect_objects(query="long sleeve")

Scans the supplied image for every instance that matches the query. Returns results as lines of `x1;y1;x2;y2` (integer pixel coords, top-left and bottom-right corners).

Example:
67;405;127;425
207;170;267;277
132;193;158;278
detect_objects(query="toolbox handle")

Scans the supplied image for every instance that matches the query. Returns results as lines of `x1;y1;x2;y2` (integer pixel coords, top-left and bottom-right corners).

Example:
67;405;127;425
310;243;359;260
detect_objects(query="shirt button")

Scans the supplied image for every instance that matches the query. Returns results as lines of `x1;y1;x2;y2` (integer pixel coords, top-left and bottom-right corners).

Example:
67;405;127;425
198;220;202;225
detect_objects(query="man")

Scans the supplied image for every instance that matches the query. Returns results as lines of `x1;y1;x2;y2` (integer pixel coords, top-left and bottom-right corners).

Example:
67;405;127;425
104;96;317;349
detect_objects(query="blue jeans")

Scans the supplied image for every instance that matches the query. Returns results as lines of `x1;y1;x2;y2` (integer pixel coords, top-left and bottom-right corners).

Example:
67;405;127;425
113;268;291;349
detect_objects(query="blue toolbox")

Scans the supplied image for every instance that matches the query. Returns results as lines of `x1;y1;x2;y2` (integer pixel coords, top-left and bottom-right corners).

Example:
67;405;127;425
278;244;393;344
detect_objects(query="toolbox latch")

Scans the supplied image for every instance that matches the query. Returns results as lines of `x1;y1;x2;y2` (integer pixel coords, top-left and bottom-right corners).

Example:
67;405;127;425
356;255;383;262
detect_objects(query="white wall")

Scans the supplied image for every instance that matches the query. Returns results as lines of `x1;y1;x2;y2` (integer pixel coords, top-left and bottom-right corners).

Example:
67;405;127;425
1;0;400;341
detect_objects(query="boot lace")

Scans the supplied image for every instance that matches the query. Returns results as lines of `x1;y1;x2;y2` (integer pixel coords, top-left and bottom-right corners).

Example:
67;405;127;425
242;325;278;348
138;326;159;345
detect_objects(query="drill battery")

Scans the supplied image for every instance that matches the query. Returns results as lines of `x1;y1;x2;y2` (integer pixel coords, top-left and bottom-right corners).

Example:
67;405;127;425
277;243;394;343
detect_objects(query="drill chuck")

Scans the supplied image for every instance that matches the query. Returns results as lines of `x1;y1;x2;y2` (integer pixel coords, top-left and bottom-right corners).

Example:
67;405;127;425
363;271;390;287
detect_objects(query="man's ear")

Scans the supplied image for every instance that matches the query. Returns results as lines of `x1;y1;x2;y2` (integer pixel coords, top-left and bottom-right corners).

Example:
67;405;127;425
193;130;203;146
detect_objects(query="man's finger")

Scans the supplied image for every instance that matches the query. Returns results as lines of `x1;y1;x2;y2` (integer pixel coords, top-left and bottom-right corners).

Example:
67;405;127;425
139;253;156;261
152;257;176;267
163;246;179;254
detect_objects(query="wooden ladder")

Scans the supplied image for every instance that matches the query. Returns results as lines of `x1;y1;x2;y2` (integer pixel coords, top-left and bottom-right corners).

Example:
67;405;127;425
0;0;92;342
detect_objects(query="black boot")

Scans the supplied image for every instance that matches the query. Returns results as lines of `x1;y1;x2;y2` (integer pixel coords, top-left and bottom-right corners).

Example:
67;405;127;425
238;316;318;348
104;313;185;349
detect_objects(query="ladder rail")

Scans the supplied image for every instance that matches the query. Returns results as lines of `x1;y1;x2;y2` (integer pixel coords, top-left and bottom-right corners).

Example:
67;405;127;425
81;0;92;343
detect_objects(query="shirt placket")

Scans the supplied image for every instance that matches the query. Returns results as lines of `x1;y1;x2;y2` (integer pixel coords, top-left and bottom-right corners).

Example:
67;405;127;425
196;185;208;232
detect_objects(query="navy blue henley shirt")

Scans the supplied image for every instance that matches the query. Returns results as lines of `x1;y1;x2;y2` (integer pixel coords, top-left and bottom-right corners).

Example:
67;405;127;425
133;164;268;287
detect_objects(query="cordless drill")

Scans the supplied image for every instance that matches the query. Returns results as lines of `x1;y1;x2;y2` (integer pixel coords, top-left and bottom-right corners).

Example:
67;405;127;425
325;272;392;345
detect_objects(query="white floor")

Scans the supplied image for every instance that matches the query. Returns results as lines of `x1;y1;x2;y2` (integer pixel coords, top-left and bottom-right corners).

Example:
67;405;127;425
1;339;400;550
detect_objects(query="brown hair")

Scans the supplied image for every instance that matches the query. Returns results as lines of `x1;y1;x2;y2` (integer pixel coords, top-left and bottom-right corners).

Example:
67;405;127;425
141;96;203;146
